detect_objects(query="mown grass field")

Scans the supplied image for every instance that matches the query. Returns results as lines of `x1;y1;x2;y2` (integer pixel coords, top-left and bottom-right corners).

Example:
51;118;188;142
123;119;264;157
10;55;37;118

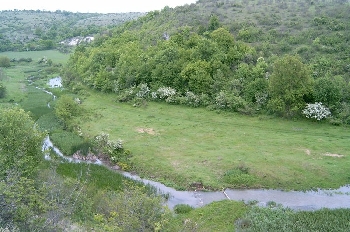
76;91;350;191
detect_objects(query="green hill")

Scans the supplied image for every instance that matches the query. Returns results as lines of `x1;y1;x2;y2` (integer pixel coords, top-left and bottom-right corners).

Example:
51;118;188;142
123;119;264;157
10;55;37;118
0;10;144;52
63;0;350;123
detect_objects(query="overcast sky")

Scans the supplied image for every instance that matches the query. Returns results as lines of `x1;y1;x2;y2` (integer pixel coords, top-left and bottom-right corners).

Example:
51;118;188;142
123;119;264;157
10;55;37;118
0;0;197;13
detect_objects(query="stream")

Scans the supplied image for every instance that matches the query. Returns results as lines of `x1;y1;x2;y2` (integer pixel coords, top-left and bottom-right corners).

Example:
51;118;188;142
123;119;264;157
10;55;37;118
41;77;350;211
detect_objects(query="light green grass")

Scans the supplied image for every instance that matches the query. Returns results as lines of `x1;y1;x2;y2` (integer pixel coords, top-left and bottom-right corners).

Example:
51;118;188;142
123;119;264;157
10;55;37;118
166;200;247;231
0;50;69;104
76;91;350;191
0;50;70;64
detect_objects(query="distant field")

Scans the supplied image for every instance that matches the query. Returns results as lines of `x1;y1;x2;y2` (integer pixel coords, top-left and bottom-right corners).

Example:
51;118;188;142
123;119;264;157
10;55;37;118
0;50;70;64
0;50;69;104
76;91;350;191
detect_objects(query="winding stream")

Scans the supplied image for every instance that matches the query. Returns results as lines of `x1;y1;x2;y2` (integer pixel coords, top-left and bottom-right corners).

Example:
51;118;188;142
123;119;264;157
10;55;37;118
41;77;350;211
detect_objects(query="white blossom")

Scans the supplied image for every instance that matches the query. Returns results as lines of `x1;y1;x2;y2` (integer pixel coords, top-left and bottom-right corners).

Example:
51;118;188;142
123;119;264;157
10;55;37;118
302;102;331;121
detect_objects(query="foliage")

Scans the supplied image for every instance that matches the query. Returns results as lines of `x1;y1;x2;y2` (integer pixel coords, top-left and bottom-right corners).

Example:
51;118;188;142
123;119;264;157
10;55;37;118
91;183;170;232
268;55;313;118
0;174;47;231
0;56;10;68
94;133;130;168
0;10;144;52
0;82;6;98
313;75;344;110
215;89;248;113
174;204;194;214
0;108;44;177
302;102;331;121
54;94;81;127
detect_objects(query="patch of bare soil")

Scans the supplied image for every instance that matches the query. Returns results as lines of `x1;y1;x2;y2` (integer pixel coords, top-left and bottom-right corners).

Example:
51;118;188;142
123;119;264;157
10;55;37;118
323;153;344;158
136;127;156;135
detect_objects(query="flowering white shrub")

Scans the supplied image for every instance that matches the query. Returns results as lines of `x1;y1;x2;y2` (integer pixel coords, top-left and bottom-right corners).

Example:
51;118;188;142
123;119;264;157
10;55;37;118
94;133;123;154
215;91;228;109
156;86;176;99
185;91;201;107
136;83;150;98
151;91;158;99
302;102;331;120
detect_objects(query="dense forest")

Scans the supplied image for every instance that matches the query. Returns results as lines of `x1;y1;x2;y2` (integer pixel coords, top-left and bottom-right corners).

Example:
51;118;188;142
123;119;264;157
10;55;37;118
63;0;350;123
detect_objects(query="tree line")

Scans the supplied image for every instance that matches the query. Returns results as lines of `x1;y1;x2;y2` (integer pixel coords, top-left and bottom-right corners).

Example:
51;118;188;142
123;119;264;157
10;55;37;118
63;24;350;124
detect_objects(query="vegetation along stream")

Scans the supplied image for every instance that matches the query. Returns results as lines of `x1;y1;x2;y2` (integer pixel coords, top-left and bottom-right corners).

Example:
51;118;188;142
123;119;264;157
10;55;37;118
44;77;350;211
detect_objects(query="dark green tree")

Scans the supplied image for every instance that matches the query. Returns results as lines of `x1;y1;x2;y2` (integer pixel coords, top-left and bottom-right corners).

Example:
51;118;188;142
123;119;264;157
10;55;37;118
268;55;313;117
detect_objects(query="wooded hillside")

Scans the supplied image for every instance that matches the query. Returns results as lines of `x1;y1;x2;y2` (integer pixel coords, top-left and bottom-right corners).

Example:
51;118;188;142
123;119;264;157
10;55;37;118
64;0;350;123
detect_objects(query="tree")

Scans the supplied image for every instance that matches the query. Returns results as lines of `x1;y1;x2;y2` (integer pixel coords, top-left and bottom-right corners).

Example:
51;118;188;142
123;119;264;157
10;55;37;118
208;15;221;31
54;95;81;127
181;60;213;95
314;75;344;110
0;108;44;178
268;55;313;117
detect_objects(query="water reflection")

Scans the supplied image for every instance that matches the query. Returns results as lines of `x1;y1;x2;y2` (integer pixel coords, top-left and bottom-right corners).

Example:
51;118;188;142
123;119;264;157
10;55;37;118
48;76;62;88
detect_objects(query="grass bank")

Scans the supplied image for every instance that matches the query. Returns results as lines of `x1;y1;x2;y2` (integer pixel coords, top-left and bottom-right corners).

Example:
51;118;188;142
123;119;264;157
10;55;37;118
75;91;350;191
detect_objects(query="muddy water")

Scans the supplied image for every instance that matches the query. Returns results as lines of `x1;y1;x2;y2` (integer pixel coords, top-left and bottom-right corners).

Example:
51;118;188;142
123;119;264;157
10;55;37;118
42;77;350;210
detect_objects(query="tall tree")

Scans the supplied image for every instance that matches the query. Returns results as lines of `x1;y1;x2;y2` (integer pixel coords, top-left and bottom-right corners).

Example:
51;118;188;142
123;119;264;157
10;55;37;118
268;55;313;117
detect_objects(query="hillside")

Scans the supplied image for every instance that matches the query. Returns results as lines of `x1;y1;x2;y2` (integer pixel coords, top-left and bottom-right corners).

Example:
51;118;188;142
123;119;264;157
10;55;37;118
64;0;350;124
0;10;145;52
122;0;350;78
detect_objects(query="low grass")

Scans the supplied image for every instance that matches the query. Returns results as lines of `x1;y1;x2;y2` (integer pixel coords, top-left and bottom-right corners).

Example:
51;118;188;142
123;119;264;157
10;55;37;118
0;50;70;64
238;206;350;232
0;50;69;104
166;200;247;231
75;91;350;191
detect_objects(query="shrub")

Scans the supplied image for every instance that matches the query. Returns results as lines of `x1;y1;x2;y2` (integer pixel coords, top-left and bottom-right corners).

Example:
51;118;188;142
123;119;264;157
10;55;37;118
0;82;6;98
302;102;331;121
135;83;150;99
174;204;194;214
223;165;257;187
94;133;130;168
215;91;246;111
151;86;177;103
0;56;10;68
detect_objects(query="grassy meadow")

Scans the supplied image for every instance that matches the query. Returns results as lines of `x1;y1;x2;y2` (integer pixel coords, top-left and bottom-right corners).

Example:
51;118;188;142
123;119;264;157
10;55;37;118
0;50;69;105
75;91;350;191
1;49;350;231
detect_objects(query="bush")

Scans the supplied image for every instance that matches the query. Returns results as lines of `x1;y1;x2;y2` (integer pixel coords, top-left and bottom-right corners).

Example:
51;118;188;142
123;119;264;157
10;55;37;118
215;91;247;111
302;102;331;121
174;204;194;214
0;82;6;98
223;164;257;187
0;56;10;68
151;86;177;103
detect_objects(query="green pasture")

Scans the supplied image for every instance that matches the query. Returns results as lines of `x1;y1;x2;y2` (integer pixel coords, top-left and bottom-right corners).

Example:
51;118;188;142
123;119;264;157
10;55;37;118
1;50;70;64
0;50;69;104
76;91;350;191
